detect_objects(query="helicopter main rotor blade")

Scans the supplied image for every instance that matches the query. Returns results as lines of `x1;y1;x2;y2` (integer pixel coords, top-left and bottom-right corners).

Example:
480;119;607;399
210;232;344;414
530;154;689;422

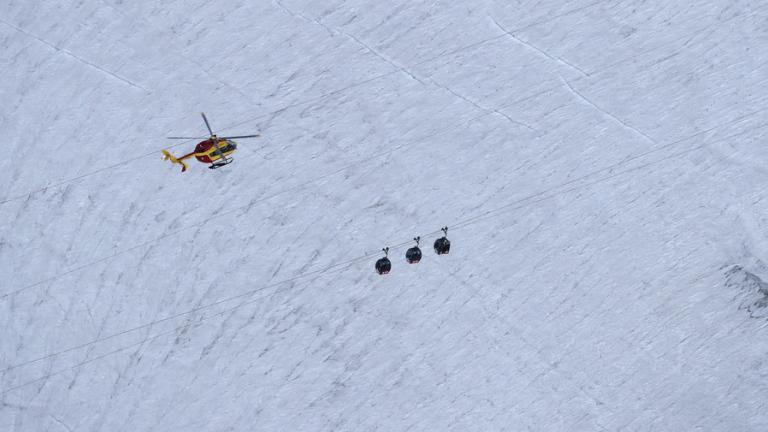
220;134;261;139
201;112;214;136
167;136;207;140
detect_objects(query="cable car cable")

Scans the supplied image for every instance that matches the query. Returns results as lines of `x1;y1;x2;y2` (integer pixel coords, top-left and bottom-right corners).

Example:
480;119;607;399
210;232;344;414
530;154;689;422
0;253;374;377
0;255;375;395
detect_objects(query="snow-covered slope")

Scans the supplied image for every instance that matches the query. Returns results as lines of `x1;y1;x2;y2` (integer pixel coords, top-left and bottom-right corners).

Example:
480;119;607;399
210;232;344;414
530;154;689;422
2;1;768;430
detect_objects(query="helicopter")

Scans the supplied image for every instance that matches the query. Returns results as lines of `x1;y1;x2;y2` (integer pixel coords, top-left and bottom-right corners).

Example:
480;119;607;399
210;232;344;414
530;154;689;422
162;113;260;172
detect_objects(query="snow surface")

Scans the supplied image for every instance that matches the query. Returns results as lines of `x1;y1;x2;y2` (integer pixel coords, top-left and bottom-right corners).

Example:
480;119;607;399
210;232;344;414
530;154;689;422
2;1;768;430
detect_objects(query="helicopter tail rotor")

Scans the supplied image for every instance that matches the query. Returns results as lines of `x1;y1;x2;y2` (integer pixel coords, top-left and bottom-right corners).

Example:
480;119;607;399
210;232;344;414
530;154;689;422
162;150;189;172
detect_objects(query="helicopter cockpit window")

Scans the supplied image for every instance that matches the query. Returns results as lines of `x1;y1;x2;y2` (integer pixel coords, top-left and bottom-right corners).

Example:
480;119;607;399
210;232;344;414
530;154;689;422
212;142;236;156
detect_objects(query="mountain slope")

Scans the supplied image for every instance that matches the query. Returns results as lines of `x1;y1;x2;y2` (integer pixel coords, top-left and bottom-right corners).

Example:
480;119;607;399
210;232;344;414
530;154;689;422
1;1;767;430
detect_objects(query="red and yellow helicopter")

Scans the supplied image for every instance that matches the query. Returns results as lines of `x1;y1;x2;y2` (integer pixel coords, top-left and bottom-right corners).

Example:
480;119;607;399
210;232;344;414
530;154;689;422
162;113;260;172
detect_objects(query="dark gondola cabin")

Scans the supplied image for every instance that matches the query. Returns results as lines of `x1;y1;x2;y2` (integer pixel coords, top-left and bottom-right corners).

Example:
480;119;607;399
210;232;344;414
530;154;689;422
375;257;392;275
406;236;422;264
406;247;422;264
376;247;392;275
433;227;450;255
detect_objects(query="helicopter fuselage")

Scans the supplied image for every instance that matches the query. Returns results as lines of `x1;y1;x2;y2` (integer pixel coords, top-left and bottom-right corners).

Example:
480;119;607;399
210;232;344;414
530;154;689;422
193;138;238;163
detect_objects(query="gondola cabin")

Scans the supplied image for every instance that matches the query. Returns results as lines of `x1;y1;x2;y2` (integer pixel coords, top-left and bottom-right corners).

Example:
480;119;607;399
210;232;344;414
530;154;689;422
376;247;392;275
406;246;422;264
375;257;392;275
406;237;422;264
434;227;451;255
433;237;450;255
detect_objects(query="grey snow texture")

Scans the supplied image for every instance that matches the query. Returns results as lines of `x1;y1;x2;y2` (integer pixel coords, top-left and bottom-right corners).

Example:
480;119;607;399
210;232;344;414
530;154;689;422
1;1;768;431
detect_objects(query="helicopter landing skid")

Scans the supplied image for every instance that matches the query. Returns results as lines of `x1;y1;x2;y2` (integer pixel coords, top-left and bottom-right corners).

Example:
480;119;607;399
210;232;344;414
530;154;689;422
209;158;233;169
